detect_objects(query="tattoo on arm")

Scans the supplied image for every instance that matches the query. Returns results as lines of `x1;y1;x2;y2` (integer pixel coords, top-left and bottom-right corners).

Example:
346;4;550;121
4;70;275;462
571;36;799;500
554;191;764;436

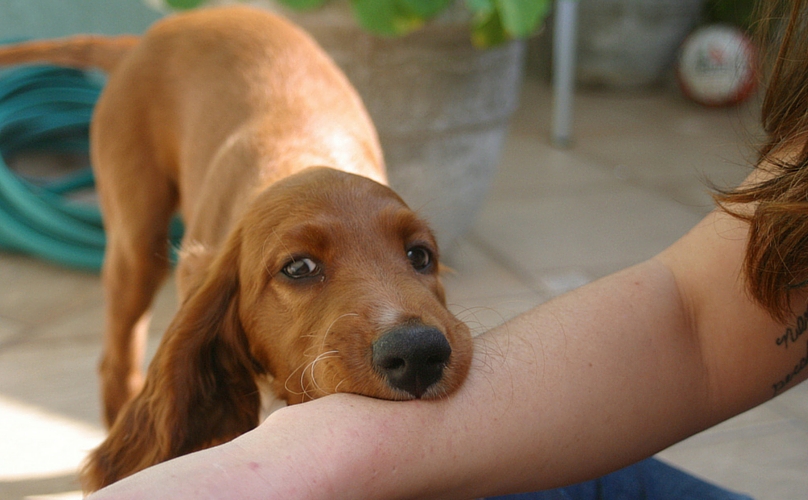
773;341;808;396
775;307;808;349
773;306;808;396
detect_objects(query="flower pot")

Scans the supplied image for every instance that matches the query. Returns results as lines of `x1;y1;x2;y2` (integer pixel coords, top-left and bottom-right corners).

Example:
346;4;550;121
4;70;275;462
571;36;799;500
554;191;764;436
575;0;705;88
208;0;527;248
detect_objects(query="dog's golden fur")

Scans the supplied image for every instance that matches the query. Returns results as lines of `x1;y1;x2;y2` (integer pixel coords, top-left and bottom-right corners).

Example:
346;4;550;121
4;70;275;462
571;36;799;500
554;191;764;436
0;5;472;492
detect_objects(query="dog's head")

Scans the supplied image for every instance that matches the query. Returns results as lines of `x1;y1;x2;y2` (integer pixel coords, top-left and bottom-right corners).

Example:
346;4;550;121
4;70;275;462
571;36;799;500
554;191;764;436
237;167;472;402
82;167;472;491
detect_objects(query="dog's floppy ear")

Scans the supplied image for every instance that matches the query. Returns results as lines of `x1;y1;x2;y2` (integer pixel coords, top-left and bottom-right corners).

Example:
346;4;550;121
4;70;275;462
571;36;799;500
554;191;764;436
81;227;262;492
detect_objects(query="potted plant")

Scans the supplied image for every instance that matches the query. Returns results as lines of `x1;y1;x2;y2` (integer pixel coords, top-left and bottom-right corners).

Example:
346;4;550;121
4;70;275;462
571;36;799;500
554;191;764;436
146;0;550;248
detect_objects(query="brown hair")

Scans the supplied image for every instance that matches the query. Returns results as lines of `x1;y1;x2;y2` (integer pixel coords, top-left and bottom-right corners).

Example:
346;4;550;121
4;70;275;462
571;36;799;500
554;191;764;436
715;0;808;322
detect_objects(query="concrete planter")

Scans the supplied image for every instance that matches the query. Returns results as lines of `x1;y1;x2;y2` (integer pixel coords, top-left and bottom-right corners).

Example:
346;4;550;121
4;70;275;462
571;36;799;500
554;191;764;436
202;0;527;248
575;0;705;87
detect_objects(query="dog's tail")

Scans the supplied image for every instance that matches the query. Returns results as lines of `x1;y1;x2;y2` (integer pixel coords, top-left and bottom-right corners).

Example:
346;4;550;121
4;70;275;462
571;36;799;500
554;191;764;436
0;35;140;73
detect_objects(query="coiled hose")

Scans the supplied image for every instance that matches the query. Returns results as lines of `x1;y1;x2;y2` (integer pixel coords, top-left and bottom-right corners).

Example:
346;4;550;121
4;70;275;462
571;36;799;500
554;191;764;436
0;64;181;271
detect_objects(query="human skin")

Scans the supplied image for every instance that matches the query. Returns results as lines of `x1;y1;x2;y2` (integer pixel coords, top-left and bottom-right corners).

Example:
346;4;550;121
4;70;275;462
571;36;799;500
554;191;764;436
88;188;808;499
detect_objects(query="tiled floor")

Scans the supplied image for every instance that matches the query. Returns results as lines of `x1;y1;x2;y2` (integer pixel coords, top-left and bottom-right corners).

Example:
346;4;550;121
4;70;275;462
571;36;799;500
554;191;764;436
2;70;807;499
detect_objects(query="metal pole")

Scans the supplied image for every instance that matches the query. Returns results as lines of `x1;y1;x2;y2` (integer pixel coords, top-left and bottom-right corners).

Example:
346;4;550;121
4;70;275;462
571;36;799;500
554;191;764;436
551;0;579;148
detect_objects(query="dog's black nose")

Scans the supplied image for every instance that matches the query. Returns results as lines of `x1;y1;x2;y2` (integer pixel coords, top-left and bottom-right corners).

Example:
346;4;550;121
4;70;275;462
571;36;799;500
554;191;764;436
372;324;452;398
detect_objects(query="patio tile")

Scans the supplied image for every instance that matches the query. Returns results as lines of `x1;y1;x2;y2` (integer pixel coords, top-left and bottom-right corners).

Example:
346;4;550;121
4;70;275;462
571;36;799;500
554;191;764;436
473;184;703;280
0;255;101;328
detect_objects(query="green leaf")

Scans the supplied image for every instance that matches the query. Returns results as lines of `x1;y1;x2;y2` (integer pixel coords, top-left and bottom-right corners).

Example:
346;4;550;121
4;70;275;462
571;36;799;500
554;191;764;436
468;0;551;47
165;0;206;9
495;0;550;38
277;0;330;10
465;0;494;18
470;6;508;48
351;0;397;36
351;0;425;37
400;0;455;19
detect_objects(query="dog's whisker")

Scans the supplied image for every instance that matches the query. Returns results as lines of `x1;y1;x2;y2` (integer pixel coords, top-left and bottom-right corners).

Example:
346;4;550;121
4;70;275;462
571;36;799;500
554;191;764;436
292;314;356;397
289;350;338;398
296;314;357;361
303;350;340;396
284;356;315;396
333;378;348;393
287;333;332;371
321;313;359;351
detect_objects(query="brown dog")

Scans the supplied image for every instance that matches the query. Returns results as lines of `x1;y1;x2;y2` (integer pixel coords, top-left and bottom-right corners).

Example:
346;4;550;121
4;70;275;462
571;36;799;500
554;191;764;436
0;5;472;492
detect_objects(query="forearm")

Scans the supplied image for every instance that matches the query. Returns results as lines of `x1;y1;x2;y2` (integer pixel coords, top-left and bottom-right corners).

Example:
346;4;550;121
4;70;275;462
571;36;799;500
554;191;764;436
409;258;714;497
251;259;717;499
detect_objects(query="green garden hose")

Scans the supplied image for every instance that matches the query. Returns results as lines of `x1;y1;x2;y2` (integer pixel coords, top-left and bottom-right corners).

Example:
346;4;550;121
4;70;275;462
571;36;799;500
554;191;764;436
0;64;181;271
0;65;106;270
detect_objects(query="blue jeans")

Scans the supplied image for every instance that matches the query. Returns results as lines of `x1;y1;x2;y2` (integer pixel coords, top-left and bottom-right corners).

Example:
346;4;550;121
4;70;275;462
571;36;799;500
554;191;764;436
487;458;753;500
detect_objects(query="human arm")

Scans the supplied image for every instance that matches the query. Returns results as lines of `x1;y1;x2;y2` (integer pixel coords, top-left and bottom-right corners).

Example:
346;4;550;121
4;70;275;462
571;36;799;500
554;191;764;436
87;201;808;500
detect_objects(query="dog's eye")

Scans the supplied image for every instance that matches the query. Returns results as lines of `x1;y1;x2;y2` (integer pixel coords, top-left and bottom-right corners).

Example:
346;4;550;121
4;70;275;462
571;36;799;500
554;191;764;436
282;257;321;279
407;246;433;272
